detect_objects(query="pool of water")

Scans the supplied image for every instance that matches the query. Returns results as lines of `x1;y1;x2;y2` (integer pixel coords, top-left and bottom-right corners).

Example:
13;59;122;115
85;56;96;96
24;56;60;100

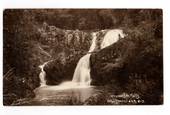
12;85;144;105
33;86;98;105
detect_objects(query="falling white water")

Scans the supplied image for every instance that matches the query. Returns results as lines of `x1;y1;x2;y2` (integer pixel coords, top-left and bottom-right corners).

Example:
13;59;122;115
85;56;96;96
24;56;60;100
101;29;126;49
72;54;91;85
39;62;47;87
71;32;97;86
39;60;53;87
38;29;126;89
89;32;97;53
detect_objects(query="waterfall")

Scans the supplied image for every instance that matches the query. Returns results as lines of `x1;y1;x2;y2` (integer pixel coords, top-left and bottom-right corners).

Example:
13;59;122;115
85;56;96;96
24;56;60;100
89;33;97;53
39;60;52;87
38;29;126;89
71;29;125;86
72;54;91;85
72;32;97;86
101;29;125;49
39;62;47;87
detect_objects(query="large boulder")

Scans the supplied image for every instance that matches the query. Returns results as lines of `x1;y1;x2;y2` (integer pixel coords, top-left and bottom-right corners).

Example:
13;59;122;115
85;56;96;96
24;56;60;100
90;38;137;85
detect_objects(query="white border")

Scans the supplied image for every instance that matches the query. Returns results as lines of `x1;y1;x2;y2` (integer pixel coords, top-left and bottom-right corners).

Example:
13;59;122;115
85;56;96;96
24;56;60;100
1;0;165;8
0;0;170;115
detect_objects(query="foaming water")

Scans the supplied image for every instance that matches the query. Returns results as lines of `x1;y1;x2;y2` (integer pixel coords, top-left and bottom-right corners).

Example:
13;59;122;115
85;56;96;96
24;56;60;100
89;32;97;53
101;29;125;49
39;62;48;87
39;60;53;87
72;32;97;86
72;54;91;86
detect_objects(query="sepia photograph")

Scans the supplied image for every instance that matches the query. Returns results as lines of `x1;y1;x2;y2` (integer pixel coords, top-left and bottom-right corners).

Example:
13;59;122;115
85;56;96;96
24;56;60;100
3;9;163;105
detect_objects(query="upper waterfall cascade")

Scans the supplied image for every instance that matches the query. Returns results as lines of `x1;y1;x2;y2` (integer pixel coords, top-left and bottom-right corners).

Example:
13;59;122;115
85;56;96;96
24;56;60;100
101;29;126;49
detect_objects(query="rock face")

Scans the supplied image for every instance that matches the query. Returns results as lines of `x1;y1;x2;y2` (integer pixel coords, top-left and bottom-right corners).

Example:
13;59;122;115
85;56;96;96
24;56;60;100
44;54;84;85
90;39;137;85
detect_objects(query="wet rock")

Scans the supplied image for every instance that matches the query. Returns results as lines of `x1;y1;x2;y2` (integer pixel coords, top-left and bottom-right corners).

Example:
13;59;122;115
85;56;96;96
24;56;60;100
90;39;137;85
44;53;86;85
